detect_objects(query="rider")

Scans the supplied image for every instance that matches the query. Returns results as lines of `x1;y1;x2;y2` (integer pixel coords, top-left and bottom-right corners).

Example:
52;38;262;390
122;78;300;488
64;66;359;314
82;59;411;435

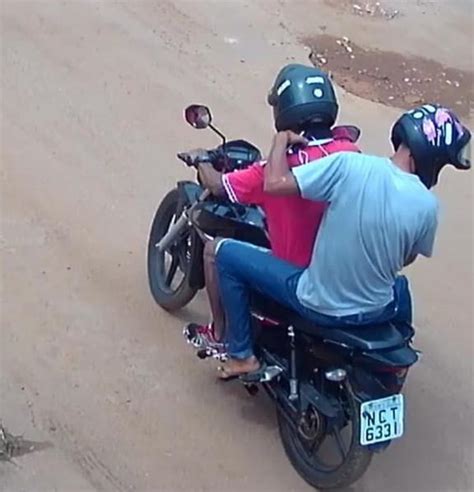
184;64;361;351
214;104;471;378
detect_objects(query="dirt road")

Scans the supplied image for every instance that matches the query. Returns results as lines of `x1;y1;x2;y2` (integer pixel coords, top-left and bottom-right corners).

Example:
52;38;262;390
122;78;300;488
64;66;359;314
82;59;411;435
1;1;472;491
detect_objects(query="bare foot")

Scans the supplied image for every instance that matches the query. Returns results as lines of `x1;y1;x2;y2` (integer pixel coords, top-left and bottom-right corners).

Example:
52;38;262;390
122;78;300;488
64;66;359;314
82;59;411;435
217;356;260;380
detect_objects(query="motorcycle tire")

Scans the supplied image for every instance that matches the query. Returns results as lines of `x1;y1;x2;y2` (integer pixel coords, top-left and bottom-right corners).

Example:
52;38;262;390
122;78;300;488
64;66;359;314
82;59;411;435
147;188;198;311
277;393;372;490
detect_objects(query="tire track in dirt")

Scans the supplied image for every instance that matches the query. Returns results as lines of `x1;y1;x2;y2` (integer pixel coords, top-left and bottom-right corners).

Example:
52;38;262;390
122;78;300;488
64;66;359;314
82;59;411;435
45;418;132;492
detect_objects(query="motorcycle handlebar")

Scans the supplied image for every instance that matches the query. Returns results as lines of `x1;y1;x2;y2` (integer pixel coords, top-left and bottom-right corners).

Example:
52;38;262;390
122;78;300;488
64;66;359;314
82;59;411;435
177;148;222;168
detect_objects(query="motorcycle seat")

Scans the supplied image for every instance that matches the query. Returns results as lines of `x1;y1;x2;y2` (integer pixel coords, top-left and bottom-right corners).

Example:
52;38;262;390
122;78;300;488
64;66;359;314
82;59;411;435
250;294;410;351
290;314;406;351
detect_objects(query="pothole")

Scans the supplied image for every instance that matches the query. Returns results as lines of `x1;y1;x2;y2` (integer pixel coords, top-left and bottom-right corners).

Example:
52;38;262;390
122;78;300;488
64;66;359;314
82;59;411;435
303;34;473;118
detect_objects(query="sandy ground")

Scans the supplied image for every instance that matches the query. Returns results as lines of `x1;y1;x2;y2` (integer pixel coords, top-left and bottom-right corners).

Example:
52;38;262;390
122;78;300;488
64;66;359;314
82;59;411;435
1;1;473;491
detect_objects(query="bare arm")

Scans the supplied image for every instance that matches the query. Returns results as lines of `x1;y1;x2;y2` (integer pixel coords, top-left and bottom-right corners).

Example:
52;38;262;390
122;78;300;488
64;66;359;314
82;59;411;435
263;131;308;195
197;163;225;196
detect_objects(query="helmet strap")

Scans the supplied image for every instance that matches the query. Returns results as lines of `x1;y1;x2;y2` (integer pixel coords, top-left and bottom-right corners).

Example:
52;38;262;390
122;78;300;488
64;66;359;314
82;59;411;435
302;122;332;140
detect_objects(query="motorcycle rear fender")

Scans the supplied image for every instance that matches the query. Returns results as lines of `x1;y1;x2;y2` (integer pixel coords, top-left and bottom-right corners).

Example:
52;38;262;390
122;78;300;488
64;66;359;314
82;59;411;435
356;344;419;369
350;344;418;400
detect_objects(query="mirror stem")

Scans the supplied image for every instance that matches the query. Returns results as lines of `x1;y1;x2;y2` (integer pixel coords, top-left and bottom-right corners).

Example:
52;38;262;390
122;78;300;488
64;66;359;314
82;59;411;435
209;123;226;146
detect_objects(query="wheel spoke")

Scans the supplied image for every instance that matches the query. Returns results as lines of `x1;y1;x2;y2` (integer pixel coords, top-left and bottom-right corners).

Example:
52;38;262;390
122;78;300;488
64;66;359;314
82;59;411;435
332;427;348;461
165;255;179;286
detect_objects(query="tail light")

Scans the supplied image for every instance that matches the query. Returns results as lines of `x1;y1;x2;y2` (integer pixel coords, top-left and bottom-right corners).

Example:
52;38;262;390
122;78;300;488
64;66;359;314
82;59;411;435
376;366;409;377
374;366;410;392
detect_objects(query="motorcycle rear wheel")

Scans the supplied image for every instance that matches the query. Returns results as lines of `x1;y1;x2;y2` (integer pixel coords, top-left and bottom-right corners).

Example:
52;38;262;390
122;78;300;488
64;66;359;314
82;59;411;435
277;389;372;490
147;188;198;311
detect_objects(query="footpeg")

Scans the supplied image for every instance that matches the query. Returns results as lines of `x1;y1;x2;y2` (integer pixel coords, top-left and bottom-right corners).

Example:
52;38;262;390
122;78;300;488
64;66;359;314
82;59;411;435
240;365;283;383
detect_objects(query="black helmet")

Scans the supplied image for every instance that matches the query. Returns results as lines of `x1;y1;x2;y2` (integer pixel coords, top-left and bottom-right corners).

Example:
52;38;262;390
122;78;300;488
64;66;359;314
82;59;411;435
267;64;339;132
391;104;471;189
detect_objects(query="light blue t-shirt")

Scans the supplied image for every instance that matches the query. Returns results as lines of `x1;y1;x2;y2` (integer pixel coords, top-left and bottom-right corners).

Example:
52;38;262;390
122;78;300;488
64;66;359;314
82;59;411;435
292;152;439;317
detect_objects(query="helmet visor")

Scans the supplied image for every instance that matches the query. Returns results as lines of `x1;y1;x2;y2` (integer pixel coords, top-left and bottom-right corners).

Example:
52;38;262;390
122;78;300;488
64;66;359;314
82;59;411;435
457;138;472;169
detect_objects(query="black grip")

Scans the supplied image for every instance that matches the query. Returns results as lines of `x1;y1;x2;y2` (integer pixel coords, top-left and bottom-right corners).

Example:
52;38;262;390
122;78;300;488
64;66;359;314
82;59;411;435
177;151;211;167
177;152;194;166
177;149;220;168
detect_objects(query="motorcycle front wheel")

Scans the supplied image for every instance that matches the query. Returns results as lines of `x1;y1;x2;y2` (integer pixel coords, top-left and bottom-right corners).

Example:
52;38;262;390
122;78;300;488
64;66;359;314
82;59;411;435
147;188;198;311
277;386;372;490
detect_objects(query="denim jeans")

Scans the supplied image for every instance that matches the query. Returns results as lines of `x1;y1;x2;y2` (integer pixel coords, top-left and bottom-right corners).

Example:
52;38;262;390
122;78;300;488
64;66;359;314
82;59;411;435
216;239;412;359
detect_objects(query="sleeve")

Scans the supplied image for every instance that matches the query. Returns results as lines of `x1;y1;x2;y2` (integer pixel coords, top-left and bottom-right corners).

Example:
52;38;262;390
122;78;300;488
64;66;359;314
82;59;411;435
292;152;351;202
221;163;265;205
412;201;439;258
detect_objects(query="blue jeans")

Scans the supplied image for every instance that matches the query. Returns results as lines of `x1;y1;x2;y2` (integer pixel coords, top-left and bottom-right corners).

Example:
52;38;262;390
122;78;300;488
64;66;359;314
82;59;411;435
216;239;412;359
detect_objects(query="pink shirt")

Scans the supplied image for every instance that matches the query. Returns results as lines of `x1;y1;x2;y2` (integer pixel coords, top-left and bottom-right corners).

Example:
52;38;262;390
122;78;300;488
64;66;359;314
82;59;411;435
222;139;360;268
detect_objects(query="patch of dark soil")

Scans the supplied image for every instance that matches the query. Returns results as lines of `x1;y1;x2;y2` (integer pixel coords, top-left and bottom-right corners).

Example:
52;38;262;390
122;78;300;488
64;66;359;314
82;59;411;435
303;34;473;118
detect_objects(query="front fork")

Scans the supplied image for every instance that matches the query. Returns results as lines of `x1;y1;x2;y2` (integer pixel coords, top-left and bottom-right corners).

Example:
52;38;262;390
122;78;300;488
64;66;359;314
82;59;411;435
155;189;210;252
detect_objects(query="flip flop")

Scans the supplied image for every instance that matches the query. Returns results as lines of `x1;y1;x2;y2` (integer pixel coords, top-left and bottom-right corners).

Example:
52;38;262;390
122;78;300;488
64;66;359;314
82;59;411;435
239;363;269;383
216;365;241;382
217;362;266;382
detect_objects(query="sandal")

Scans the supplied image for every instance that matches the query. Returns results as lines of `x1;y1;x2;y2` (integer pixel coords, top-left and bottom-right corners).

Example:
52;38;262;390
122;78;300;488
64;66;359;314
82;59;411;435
217;360;265;382
217;365;241;382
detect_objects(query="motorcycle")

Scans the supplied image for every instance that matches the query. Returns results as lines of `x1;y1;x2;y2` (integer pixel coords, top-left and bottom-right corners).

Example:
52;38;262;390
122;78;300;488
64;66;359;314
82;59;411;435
147;104;420;489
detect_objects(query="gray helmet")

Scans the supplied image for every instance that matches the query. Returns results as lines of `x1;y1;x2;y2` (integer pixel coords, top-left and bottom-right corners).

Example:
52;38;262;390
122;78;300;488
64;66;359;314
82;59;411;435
391;104;471;189
267;64;339;132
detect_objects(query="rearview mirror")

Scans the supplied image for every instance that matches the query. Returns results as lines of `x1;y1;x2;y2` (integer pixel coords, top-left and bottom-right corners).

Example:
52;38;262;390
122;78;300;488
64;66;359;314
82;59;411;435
184;104;212;129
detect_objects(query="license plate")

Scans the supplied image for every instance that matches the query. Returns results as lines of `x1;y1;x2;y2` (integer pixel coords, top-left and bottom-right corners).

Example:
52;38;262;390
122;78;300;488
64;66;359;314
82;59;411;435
360;394;404;445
